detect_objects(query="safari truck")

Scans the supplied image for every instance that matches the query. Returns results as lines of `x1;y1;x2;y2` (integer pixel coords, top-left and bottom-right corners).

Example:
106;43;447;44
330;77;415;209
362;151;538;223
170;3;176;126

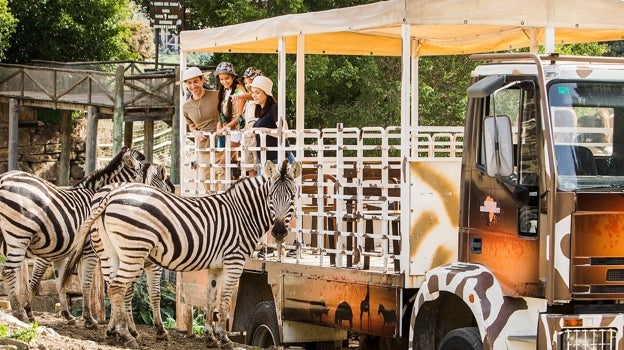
174;0;624;349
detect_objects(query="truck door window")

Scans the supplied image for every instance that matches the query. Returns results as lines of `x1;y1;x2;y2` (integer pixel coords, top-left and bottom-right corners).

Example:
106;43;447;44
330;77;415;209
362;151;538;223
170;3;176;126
549;82;624;191
476;80;540;237
519;90;539;186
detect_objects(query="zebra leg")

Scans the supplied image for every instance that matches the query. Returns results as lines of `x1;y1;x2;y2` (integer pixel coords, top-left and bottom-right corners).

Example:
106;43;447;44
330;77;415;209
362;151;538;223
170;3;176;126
0;262;29;323
79;249;100;329
124;278;140;340
145;262;169;340
50;259;77;325
23;258;51;323
215;267;244;350
203;269;222;348
107;282;138;348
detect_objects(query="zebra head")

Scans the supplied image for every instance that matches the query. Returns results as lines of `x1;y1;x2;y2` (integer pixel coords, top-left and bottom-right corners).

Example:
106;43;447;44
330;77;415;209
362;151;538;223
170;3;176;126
80;146;147;191
143;163;175;193
264;160;302;243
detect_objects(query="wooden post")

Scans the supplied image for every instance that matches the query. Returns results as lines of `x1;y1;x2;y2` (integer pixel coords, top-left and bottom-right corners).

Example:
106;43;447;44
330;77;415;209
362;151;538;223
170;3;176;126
8;99;18;170
170;67;180;184
112;65;124;155
176;271;194;334
144;120;154;163
59;110;72;186
90;260;106;321
18;260;29;307
85;106;97;173
123;121;133;150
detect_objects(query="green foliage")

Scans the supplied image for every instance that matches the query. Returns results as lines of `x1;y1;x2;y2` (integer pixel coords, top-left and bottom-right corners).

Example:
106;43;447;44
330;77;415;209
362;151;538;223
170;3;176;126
0;323;39;343
192;308;206;335
131;274;177;325
0;0;16;62
36;109;83;128
5;0;135;63
556;42;608;56
37;109;62;125
119;19;155;61
419;55;477;126
605;40;624;57
163;316;177;329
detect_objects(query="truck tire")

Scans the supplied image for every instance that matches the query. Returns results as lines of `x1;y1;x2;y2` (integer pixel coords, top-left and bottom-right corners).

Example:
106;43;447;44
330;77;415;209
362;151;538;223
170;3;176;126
439;327;483;350
245;301;280;347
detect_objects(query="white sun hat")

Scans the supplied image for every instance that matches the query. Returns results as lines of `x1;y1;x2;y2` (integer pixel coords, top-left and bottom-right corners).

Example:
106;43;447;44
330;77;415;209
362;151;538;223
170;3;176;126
182;67;204;81
249;76;273;97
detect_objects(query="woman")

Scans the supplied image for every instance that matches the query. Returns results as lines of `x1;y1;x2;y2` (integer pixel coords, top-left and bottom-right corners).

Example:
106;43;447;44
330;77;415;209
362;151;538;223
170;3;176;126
249;75;287;165
250;75;298;257
214;61;246;166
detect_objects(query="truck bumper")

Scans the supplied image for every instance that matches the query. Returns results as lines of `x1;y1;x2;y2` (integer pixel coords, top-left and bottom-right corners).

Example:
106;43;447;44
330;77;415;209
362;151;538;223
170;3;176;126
538;313;623;349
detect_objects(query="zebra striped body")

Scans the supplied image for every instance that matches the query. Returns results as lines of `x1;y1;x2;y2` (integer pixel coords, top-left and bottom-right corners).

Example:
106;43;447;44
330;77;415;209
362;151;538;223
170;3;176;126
75;162;175;331
0;147;145;323
63;160;302;349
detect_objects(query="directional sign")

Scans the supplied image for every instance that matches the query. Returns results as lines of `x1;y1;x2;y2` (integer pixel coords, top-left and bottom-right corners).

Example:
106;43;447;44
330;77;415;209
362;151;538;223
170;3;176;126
150;1;184;29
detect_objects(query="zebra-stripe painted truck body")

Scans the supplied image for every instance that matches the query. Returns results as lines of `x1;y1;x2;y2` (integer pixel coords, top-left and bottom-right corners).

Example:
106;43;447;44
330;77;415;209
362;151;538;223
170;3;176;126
411;54;624;349
160;1;624;348
174;54;624;350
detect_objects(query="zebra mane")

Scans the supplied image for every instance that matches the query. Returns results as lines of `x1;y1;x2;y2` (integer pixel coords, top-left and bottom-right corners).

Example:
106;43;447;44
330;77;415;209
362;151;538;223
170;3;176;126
223;175;267;195
76;146;145;190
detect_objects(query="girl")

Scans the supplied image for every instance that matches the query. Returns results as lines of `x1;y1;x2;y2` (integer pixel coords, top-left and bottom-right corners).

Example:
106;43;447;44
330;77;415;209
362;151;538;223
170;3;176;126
214;61;246;166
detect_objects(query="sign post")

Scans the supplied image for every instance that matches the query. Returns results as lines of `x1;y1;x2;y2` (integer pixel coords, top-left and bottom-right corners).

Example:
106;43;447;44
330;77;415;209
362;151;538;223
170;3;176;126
149;1;184;69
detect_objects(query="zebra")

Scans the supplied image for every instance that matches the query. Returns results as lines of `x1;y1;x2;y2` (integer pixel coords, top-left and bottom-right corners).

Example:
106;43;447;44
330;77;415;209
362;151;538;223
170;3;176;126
0;146;146;324
73;162;175;333
62;160;302;349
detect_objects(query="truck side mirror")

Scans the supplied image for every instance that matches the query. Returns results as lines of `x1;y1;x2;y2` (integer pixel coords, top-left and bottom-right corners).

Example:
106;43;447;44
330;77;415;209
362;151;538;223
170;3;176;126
483;115;514;177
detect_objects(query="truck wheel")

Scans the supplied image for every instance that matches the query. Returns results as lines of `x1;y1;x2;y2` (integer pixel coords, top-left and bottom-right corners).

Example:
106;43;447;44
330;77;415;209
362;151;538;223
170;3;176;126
245;301;280;347
439;327;483;350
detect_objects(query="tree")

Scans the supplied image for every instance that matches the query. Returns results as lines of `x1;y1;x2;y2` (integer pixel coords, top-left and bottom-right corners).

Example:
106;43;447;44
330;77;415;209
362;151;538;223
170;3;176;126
0;0;16;61
4;0;137;63
120;19;155;61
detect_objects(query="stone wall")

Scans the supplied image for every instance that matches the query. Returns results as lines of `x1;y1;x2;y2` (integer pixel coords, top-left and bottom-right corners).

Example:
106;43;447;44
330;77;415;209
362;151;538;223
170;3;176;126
0;103;87;186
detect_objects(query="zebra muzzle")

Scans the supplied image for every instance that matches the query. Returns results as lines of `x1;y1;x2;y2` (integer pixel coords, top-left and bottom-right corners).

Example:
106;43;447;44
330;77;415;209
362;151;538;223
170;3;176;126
271;220;288;243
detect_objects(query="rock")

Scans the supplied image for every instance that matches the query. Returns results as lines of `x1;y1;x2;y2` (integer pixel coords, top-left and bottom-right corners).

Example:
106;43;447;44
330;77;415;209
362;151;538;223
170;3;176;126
0;338;28;350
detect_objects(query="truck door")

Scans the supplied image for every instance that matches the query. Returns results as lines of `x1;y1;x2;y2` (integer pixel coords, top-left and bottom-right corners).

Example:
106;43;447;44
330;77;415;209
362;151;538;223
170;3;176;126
459;75;543;297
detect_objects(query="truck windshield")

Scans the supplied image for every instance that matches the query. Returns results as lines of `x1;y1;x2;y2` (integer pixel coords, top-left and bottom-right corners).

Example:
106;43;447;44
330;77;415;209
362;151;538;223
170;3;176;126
550;81;624;191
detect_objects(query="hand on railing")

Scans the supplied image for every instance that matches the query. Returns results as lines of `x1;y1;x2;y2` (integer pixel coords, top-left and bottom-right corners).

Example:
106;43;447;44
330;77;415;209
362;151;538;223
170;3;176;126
191;129;206;142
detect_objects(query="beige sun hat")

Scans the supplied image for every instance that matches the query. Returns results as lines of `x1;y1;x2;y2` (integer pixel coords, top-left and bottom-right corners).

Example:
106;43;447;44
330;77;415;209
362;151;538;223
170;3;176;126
182;67;204;81
249;76;273;97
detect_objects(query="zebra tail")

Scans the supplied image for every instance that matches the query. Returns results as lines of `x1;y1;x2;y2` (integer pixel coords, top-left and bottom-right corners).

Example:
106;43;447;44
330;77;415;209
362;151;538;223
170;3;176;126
60;191;112;289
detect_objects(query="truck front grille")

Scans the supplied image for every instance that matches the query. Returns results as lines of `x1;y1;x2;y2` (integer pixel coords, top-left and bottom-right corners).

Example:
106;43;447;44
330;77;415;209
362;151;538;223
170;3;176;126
559;328;616;350
606;269;624;282
590;285;624;293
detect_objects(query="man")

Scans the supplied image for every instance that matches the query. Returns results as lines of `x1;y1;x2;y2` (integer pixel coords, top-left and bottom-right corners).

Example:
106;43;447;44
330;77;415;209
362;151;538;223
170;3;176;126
182;66;220;191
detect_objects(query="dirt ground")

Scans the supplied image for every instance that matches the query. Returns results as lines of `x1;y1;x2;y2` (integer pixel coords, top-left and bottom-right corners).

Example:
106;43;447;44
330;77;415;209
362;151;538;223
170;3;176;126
1;310;362;350
0;310;257;350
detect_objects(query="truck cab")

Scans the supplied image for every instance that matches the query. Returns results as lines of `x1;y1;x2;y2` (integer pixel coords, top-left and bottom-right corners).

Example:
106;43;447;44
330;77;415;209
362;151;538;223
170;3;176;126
414;53;624;349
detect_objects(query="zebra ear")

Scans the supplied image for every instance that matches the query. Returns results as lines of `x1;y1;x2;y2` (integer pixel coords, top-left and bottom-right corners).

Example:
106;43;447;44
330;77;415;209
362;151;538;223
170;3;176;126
122;154;140;170
288;161;302;179
157;165;167;179
263;160;278;179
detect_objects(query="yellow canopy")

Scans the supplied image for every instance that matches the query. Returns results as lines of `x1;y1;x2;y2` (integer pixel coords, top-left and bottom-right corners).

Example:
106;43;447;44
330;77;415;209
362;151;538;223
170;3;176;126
180;0;624;56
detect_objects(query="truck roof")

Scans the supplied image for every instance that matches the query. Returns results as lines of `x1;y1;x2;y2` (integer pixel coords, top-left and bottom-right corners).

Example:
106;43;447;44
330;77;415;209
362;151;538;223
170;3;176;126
471;54;624;81
180;0;624;57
